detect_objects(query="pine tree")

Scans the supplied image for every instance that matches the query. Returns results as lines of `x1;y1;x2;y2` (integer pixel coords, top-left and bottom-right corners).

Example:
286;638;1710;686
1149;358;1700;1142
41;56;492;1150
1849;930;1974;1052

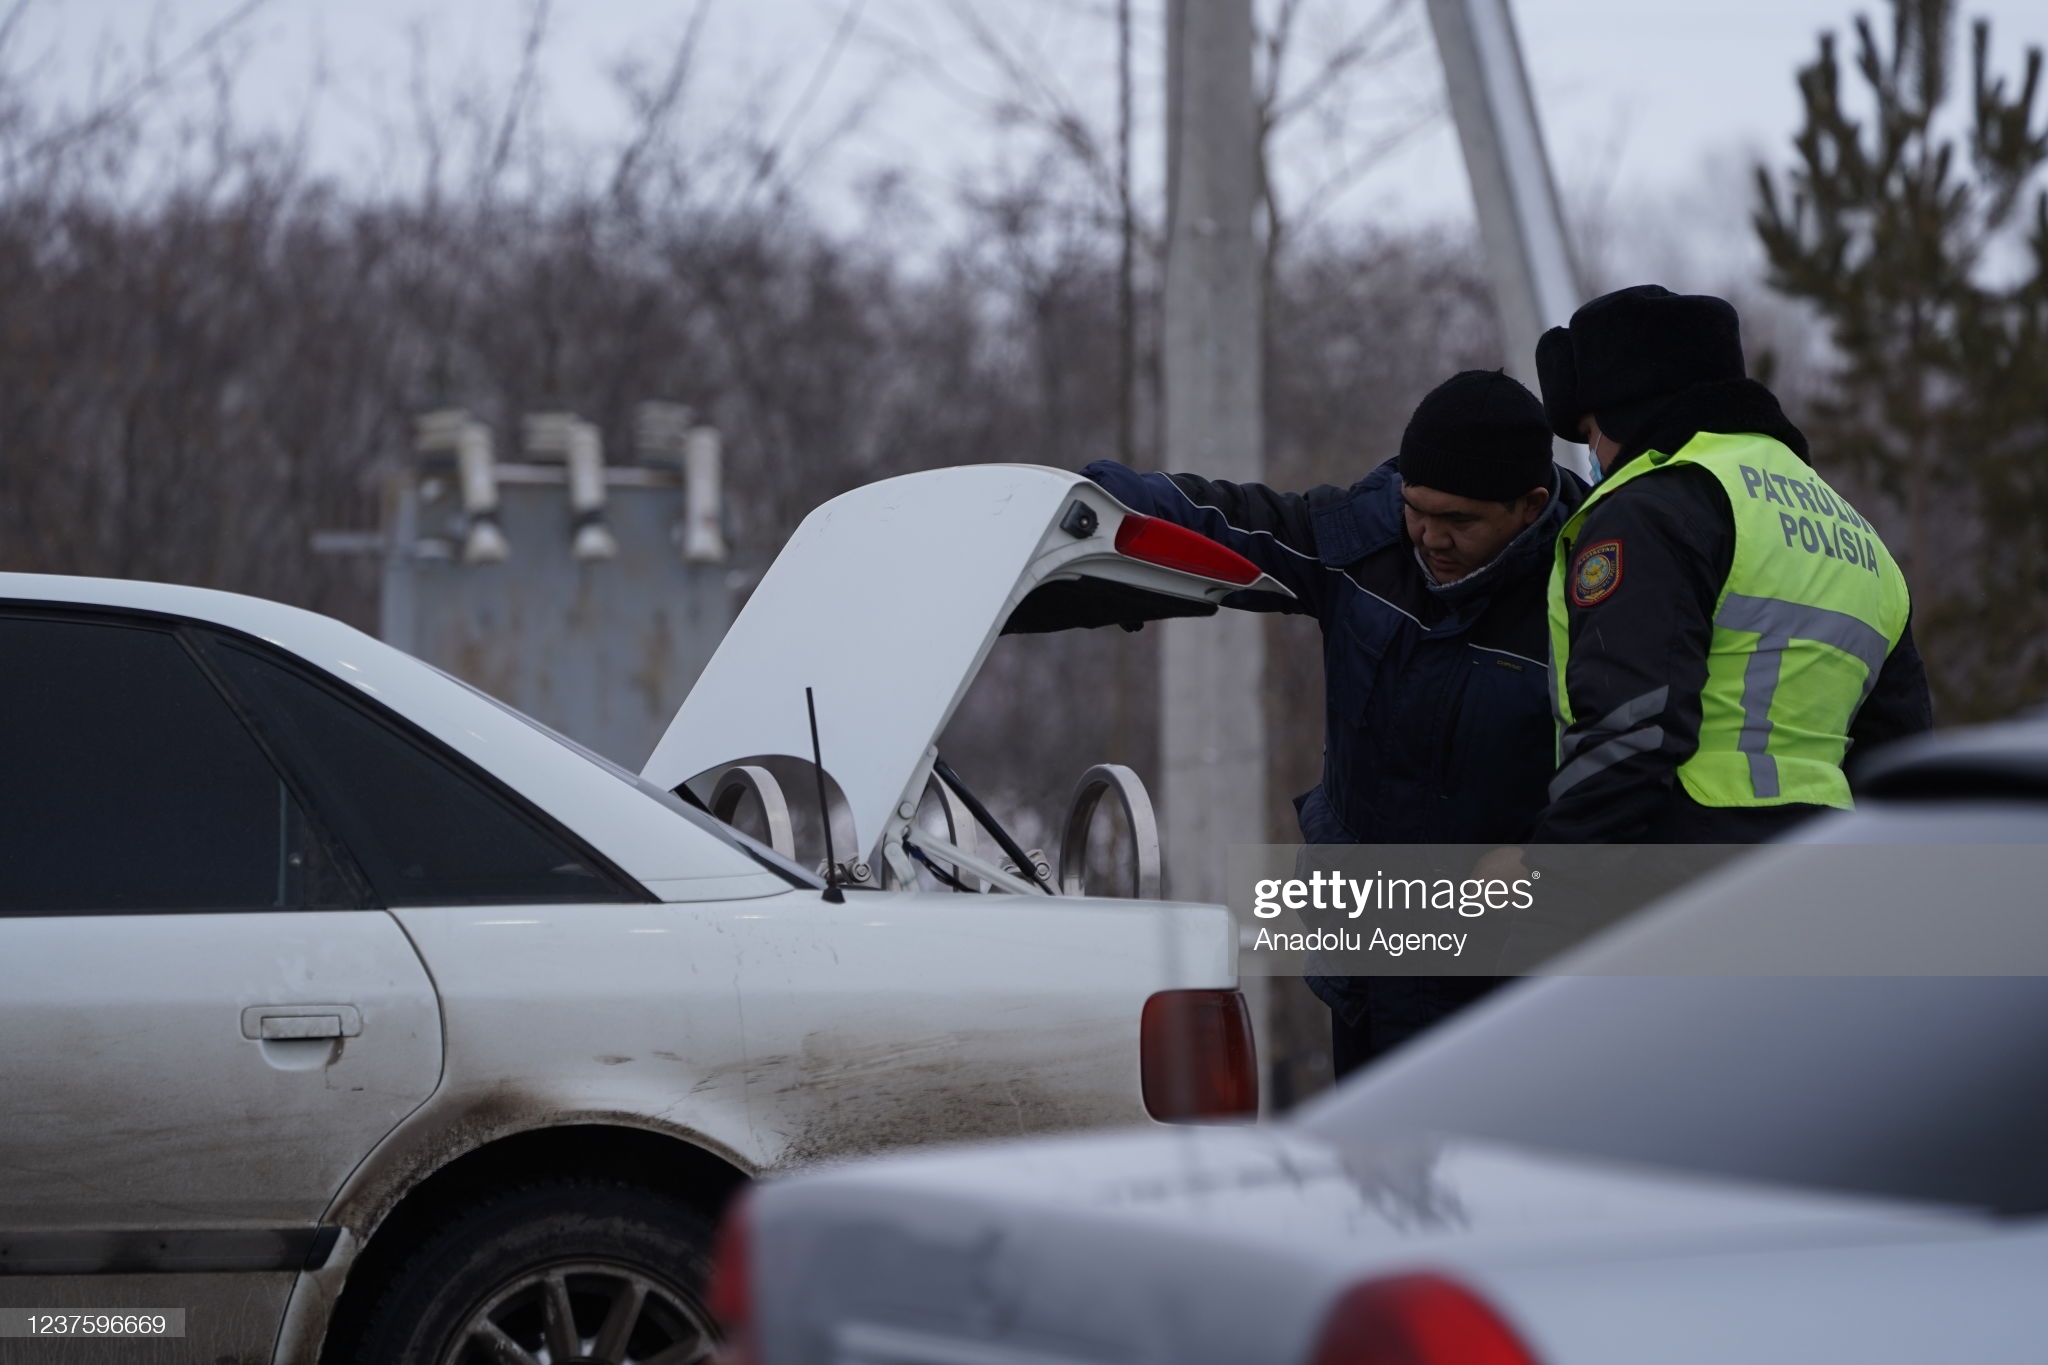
1754;0;2048;720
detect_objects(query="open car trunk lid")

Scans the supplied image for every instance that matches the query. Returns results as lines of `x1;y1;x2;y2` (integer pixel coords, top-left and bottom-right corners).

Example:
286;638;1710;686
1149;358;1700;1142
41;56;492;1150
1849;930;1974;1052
641;464;1288;862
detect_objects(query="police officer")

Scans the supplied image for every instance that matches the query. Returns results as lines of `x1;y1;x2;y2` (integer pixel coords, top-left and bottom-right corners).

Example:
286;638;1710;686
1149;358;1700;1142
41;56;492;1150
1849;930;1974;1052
1529;285;1932;845
1083;369;1587;1076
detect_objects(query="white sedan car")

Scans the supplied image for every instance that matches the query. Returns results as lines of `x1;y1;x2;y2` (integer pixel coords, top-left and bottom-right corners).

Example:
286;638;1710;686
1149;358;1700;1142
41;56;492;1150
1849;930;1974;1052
718;721;2048;1365
0;466;1271;1365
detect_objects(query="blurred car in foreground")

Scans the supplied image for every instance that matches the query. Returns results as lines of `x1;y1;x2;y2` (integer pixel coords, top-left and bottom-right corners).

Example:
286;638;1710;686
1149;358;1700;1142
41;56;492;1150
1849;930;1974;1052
0;466;1273;1364
718;721;2048;1365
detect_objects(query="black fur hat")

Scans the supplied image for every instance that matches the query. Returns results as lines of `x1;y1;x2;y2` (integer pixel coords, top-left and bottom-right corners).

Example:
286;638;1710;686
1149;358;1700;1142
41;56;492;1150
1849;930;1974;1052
1536;284;1745;444
1396;369;1554;502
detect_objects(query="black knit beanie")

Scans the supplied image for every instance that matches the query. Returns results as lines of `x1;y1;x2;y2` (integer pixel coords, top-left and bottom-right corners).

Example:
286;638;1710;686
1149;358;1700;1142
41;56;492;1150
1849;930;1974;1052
1535;284;1745;445
1396;369;1554;502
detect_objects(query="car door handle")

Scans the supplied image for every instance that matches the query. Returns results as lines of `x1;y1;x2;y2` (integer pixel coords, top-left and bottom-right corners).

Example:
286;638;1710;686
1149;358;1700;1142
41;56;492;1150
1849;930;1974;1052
241;1005;363;1041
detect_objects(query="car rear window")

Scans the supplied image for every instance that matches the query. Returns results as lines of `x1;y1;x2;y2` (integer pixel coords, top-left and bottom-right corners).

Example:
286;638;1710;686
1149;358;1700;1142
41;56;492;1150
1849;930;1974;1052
199;633;645;906
1300;806;2048;1215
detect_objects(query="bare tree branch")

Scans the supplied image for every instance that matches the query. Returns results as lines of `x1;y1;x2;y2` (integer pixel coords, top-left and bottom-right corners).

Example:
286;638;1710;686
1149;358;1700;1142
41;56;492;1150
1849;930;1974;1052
1286;99;1439;237
936;0;1123;214
752;0;868;191
483;0;551;193
12;0;275;167
1266;0;1414;128
0;0;34;64
405;19;447;205
608;0;716;206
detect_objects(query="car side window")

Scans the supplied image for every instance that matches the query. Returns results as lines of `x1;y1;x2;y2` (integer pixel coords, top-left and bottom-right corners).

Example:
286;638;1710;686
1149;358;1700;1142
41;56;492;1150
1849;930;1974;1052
197;633;641;906
0;615;355;914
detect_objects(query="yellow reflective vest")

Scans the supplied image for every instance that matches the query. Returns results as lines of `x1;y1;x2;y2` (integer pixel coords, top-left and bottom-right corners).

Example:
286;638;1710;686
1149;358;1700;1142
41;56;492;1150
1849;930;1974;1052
1549;432;1911;809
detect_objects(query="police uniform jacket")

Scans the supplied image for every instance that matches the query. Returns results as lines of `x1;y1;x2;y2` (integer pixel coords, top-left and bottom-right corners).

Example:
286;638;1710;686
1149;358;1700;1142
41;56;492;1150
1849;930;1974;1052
1534;379;1934;844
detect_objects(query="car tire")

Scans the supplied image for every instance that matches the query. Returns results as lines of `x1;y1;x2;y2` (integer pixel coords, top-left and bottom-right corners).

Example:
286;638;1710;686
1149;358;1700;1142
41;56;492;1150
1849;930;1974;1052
349;1179;723;1365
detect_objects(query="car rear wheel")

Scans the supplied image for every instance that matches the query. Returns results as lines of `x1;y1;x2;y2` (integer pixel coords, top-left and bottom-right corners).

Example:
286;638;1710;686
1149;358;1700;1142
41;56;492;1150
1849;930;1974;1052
350;1179;722;1365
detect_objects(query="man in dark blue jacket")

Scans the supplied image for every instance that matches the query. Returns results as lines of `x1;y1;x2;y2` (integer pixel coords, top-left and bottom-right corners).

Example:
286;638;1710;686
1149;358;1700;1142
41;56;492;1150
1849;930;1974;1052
1083;369;1585;1076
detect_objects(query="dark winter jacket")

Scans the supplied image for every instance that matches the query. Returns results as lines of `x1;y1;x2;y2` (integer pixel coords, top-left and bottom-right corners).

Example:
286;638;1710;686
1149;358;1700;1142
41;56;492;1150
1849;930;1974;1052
1083;458;1586;1032
1533;379;1935;845
1085;457;1587;847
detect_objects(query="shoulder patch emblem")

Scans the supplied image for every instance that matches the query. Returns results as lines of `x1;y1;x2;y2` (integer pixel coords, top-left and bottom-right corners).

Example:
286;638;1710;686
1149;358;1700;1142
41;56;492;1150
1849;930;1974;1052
1570;539;1623;606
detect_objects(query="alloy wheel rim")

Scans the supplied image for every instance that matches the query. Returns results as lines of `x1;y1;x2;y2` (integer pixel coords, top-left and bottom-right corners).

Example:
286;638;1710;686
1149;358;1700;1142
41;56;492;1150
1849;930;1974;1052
440;1258;718;1365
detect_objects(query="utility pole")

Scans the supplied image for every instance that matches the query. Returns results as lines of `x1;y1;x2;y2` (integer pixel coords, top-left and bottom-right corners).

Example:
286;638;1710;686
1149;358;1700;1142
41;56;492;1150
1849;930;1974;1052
1426;0;1588;476
1160;0;1264;905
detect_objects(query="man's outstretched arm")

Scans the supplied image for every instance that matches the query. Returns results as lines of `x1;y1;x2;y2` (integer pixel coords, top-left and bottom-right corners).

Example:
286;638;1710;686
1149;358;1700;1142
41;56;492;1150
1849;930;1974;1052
1082;460;1330;616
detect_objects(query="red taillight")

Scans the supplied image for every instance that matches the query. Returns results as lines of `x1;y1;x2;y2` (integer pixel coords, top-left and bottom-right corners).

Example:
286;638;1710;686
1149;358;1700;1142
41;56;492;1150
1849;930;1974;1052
1140;988;1258;1121
1308;1273;1540;1365
706;1191;753;1332
1114;514;1264;586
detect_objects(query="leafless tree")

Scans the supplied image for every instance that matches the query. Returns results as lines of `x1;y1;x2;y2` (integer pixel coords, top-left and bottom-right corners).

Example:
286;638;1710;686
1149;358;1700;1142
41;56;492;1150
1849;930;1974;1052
0;5;1517;853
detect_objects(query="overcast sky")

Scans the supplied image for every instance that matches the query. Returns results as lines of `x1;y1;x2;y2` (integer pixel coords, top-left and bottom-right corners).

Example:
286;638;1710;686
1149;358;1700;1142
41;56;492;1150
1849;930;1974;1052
15;0;2047;272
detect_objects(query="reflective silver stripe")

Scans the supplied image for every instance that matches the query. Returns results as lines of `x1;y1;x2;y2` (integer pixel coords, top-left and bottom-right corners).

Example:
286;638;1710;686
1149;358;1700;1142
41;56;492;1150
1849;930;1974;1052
1716;594;1889;687
1714;593;1889;800
1559;685;1669;763
1736;637;1788;798
1549;725;1664;801
1548;632;1566;747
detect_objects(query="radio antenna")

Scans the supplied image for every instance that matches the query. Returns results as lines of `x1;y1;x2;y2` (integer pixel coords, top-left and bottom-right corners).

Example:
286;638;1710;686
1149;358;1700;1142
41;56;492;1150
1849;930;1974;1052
806;687;845;903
